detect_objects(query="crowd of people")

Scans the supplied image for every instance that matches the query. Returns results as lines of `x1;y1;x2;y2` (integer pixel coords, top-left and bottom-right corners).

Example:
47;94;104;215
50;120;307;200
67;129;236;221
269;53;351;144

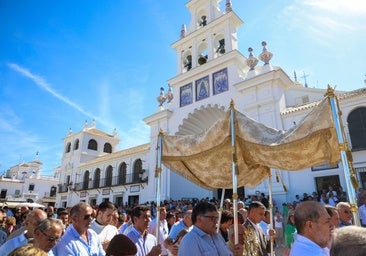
0;188;365;256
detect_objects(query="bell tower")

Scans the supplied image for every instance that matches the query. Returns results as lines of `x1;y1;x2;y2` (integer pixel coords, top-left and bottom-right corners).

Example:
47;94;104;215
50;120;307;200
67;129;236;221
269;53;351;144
173;0;243;74
145;0;249;200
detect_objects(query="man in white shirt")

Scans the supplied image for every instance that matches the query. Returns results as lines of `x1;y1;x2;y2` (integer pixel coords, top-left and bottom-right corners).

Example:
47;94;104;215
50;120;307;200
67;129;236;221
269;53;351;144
148;207;172;256
290;201;334;256
90;201;118;252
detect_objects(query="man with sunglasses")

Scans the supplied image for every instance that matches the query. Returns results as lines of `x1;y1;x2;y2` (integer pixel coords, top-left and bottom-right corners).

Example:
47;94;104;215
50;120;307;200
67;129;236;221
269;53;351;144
178;201;243;256
33;218;63;255
54;202;105;256
0;208;47;256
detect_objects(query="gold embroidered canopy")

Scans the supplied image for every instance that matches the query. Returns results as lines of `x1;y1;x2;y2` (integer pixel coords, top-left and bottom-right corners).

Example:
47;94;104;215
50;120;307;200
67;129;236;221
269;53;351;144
161;98;340;190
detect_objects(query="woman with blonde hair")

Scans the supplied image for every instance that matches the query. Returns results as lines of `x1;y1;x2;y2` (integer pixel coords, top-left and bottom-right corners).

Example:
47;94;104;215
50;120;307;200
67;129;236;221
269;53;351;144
8;244;46;256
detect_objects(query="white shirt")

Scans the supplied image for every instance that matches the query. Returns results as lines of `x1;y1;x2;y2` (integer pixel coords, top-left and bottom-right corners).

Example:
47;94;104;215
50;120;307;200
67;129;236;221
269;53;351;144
290;233;329;256
90;220;118;243
148;218;169;255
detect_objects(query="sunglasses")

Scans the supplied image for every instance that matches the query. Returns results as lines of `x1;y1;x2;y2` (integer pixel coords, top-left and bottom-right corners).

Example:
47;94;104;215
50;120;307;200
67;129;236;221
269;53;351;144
343;210;352;214
40;230;60;243
83;214;93;220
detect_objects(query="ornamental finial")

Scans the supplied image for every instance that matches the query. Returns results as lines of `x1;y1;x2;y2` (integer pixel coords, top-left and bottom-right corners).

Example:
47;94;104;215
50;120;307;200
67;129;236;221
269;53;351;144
259;41;273;65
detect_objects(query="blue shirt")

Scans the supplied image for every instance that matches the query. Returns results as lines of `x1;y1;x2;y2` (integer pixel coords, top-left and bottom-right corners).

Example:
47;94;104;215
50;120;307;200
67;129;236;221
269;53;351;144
0;229;7;246
289;234;329;256
126;226;157;256
0;232;28;256
53;224;105;256
168;219;191;242
178;225;233;256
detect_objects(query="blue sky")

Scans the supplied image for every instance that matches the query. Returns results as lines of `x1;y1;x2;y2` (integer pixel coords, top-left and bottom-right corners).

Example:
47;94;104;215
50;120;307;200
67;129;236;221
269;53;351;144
1;0;365;176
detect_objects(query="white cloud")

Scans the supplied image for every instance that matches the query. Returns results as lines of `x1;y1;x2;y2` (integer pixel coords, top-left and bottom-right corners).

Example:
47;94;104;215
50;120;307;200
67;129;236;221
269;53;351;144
304;0;366;17
279;0;366;48
7;63;115;129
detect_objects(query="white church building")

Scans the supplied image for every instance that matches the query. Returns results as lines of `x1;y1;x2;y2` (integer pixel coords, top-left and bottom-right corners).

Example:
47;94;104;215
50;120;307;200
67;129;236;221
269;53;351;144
55;0;366;208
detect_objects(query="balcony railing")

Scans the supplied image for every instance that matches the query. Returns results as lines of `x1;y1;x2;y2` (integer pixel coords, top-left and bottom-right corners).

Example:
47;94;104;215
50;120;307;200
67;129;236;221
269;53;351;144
58;171;148;193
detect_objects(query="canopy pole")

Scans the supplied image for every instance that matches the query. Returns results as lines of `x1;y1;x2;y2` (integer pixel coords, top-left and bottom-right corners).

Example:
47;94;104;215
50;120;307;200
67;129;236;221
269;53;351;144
217;188;225;233
326;86;360;226
269;172;274;256
275;170;288;192
230;99;239;244
155;130;164;239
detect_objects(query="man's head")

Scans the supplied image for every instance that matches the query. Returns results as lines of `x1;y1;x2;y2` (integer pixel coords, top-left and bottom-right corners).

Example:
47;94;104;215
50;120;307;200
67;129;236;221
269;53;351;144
330;225;366;256
57;211;69;226
263;210;271;224
182;210;193;227
46;206;55;218
191;201;218;235
69;202;94;233
237;201;244;209
20;206;29;214
33;218;63;252
130;205;151;233
336;202;352;225
24;209;47;238
294;201;334;248
238;208;248;222
159;207;167;221
96;201;116;226
247;201;266;224
325;205;340;227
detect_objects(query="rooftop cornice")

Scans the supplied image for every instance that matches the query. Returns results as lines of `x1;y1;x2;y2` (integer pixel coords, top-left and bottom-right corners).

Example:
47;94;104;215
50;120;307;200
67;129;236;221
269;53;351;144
281;87;366;115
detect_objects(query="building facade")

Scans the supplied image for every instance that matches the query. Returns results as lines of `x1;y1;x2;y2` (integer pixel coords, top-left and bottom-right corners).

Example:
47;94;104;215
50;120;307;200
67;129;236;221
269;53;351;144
55;0;366;208
0;158;58;208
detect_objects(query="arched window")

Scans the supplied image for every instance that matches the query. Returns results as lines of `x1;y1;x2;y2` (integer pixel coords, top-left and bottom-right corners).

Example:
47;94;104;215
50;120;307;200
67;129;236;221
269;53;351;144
133;159;143;183
93;168;101;188
74;139;79;150
103;143;112;153
65;142;71;153
88;139;98;151
348;107;366;150
105;165;113;187
118;162;127;184
83;171;90;190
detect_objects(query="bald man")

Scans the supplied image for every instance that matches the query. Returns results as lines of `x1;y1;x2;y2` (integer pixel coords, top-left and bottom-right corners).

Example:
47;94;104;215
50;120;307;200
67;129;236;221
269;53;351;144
0;209;47;256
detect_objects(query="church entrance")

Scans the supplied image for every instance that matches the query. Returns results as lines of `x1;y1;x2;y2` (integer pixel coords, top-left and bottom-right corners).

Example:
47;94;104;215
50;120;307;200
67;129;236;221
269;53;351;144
217;187;245;201
314;175;340;195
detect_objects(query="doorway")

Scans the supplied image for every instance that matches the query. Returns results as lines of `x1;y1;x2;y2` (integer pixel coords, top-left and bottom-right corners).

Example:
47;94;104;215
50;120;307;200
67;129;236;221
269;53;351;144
217;187;245;201
128;195;139;207
314;175;340;195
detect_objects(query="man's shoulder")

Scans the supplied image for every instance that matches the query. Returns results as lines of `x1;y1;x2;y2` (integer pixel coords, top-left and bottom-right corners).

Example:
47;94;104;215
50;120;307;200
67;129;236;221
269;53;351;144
0;234;27;253
290;237;324;256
